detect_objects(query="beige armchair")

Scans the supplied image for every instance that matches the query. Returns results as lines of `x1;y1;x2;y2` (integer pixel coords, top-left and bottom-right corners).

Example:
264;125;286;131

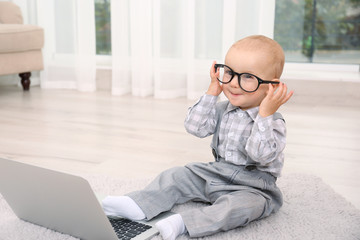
0;2;44;90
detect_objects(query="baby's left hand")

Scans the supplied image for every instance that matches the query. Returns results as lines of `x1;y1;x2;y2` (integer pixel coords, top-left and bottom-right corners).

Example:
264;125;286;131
259;82;294;117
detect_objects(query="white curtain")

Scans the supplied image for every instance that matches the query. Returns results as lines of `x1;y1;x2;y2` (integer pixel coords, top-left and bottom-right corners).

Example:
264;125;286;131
34;0;275;99
36;0;96;91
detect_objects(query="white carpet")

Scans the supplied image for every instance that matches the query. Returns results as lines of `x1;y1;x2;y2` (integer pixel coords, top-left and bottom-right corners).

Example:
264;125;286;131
0;173;359;240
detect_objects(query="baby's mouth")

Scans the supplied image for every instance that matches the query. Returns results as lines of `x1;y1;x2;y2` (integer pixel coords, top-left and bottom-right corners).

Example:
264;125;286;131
230;92;242;96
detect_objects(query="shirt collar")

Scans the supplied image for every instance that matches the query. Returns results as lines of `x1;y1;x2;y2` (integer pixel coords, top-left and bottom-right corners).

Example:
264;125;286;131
225;102;259;121
245;107;259;121
225;102;238;113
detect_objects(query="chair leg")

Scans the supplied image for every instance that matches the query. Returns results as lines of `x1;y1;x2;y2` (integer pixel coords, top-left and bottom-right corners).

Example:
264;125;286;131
19;72;31;91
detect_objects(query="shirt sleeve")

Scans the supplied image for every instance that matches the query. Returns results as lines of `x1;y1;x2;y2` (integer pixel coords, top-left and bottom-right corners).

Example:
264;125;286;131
245;114;286;166
184;94;218;138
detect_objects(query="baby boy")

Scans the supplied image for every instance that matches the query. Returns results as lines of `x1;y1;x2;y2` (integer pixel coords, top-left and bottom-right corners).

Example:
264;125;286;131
102;35;294;240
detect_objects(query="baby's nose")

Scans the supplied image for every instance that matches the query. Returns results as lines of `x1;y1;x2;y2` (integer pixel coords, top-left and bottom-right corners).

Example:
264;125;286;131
229;76;240;87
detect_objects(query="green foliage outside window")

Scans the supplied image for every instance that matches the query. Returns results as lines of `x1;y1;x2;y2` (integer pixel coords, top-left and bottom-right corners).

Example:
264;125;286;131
95;0;111;55
274;0;360;63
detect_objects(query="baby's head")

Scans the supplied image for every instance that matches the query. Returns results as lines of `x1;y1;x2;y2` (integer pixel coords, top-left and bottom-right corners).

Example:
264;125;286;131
229;35;285;78
222;35;285;110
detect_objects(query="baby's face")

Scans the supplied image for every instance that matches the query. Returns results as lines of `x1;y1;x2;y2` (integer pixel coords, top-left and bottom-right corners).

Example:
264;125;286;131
223;46;277;110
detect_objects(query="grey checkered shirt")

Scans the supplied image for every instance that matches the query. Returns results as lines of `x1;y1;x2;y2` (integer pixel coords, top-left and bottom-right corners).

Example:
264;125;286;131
184;94;287;177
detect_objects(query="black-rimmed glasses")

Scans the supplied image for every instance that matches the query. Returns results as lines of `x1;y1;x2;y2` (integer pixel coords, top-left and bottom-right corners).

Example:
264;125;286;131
214;64;279;93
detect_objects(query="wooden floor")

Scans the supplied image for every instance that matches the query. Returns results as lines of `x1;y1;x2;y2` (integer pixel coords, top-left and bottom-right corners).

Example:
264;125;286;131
0;86;359;209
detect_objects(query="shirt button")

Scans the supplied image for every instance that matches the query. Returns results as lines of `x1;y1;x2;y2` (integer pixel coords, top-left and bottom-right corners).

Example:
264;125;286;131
259;126;266;132
226;152;232;157
239;113;244;117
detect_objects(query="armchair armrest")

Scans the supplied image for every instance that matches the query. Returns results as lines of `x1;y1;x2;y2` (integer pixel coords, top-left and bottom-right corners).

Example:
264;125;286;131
0;2;23;24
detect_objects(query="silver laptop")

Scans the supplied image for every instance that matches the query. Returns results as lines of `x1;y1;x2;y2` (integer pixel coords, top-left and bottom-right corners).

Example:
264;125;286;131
0;158;172;240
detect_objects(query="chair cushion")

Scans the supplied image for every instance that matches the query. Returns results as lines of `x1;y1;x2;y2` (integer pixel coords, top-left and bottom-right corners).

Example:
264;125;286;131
0;2;23;24
0;50;43;76
0;24;44;53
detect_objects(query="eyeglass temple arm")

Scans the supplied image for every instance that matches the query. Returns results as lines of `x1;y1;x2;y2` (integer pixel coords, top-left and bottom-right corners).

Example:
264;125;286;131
262;80;280;84
214;64;223;70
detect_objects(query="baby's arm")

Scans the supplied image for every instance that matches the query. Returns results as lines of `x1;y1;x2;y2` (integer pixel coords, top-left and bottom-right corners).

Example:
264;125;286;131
246;83;292;165
184;94;218;138
184;62;220;138
245;116;286;165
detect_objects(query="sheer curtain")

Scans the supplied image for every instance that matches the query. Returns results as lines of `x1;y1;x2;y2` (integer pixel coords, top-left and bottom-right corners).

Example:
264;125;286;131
35;0;275;99
111;0;275;99
36;0;96;91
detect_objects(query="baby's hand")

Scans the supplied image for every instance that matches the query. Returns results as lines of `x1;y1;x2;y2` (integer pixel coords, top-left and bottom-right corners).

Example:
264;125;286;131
206;61;223;96
259;82;294;117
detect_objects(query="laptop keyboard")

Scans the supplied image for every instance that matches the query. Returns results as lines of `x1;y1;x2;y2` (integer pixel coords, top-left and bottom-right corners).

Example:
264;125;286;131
108;217;152;240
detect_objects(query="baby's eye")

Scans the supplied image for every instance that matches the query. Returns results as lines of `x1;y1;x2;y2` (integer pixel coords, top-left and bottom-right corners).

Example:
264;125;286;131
243;74;255;79
225;70;233;75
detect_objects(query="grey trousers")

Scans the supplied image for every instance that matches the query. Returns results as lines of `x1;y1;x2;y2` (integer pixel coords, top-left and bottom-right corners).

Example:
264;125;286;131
127;160;283;238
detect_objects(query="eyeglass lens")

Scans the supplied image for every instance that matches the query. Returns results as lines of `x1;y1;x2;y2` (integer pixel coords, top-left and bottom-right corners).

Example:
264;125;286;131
217;65;259;92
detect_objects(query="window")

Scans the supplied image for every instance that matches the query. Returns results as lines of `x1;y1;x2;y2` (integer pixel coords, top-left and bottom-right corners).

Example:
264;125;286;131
95;0;111;55
274;0;360;64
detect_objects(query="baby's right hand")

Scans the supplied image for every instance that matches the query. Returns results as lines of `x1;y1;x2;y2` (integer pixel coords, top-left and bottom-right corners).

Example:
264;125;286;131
206;61;223;96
